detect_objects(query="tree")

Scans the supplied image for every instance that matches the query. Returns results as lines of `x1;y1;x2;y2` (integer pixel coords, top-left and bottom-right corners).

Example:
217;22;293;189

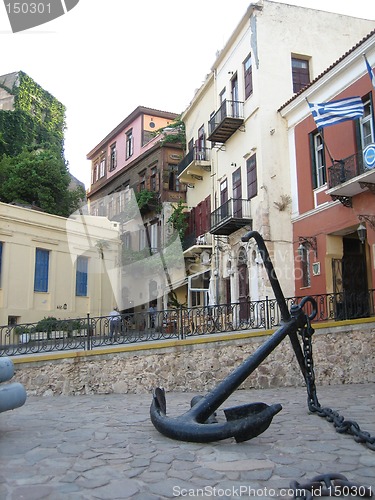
0;149;85;217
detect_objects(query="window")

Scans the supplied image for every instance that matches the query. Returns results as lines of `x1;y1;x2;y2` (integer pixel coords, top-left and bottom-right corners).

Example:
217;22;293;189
0;241;2;287
99;158;106;178
109;144;117;171
243;54;253;99
139;171;146;191
121;232;131;249
34;248;49;292
76;256;88;296
247;155;257;199
150;166;157;191
292;57;310;93
310;131;326;188
219;87;226;104
168;164;179;191
150;223;159;253
360;96;374;148
126;130;134;159
231;75;239;117
139;226;146;251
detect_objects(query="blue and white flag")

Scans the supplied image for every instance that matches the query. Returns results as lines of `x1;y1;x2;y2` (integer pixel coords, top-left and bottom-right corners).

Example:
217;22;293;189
308;97;364;129
364;54;375;90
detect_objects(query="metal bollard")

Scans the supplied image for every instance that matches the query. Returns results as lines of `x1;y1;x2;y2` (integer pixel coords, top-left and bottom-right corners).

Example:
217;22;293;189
0;357;27;413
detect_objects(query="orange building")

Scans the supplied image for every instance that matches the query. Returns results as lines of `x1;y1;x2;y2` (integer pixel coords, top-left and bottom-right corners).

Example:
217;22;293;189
280;30;375;320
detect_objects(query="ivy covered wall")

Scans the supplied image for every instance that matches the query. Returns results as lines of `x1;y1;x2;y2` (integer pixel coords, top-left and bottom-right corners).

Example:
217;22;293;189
0;71;66;156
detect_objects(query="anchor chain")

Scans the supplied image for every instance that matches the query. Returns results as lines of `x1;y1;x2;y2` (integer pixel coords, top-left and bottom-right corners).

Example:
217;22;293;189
299;316;375;451
290;473;373;500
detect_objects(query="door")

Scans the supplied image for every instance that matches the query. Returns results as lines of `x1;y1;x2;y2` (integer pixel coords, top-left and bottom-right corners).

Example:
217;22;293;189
238;248;249;322
332;236;369;319
220;179;228;219
231;75;239;117
232;168;242;217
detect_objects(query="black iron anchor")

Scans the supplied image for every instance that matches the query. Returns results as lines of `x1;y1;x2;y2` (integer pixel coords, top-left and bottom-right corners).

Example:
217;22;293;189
150;231;316;443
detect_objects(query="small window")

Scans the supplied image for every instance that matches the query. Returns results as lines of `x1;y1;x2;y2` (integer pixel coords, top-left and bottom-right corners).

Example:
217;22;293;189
126;130;134;159
150;166;157;191
109;144;117;171
76;256;88;296
139;171;146;191
292;57;310;93
310;131;326;188
360;96;374;148
168;164;179;191
34;248;50;292
243;54;253;100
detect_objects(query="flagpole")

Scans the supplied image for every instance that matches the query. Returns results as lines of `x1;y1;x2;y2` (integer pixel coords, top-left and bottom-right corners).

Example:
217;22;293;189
305;97;336;163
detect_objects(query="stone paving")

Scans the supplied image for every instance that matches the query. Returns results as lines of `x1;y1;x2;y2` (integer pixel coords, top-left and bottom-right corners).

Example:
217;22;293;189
0;383;374;499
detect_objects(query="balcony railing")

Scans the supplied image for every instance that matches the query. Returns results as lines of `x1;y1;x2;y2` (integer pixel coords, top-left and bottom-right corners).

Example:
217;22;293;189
178;145;211;178
182;231;212;252
327;149;375;197
210;198;251;235
207;99;244;143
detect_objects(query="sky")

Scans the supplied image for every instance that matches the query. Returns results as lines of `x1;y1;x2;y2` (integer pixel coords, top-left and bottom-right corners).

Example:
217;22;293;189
0;0;374;188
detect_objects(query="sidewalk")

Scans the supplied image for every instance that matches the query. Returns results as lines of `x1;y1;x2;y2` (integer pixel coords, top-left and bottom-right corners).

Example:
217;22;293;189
0;383;374;499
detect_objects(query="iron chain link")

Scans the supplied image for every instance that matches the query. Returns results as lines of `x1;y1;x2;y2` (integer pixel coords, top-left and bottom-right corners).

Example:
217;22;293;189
299;316;375;452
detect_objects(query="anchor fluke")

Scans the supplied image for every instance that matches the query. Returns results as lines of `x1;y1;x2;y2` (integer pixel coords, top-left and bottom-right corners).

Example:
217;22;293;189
150;389;282;443
224;402;282;443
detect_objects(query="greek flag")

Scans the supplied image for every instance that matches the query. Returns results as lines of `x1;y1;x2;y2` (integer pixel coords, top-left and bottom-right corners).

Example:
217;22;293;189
308;97;364;129
364;54;375;90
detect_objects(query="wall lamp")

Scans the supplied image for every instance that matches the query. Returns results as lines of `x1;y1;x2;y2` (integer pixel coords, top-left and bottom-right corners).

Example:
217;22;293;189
298;236;317;257
357;223;366;244
358;215;375;243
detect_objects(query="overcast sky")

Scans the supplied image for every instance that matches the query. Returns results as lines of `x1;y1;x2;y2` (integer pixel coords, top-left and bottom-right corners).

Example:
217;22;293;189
0;0;373;187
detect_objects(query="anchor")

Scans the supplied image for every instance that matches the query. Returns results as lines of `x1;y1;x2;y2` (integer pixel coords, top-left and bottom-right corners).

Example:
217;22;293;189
150;231;316;443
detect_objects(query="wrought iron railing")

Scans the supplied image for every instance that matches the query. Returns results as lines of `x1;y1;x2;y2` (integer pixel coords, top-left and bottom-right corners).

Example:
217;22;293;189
208;99;244;136
178;145;211;176
210;198;251;228
328;150;366;188
1;289;374;357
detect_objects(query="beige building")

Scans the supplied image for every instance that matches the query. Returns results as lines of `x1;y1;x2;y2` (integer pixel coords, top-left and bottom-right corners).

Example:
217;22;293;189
0;202;120;326
178;0;374;314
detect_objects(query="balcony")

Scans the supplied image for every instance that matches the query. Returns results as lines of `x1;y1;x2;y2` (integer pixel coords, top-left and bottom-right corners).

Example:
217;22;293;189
178;144;211;185
327;149;375;201
210;198;252;235
182;231;213;259
207;99;244;143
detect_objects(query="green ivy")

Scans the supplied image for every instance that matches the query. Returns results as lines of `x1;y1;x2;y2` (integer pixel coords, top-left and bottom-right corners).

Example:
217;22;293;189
0;72;65;157
167;199;188;241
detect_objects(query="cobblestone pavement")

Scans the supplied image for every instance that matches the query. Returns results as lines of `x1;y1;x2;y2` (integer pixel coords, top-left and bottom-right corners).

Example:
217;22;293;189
0;383;374;500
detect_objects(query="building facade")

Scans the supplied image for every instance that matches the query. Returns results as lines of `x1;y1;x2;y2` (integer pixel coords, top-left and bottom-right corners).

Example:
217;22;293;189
0;202;120;325
86;107;187;313
177;0;374;319
279;30;375;319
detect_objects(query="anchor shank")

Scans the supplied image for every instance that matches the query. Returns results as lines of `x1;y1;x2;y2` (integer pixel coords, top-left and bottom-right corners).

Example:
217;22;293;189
189;318;298;423
241;231;306;380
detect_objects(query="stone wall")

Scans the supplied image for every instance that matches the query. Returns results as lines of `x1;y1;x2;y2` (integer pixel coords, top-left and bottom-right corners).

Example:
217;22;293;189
12;321;375;397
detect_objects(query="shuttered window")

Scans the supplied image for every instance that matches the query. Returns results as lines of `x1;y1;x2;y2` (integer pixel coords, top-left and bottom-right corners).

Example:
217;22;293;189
34;248;50;292
76;256;88;297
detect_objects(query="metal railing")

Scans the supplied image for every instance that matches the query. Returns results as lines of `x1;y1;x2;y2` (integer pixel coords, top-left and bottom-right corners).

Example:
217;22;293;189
178;145;211;176
208;99;244;136
328;150;366;188
210;198;251;228
1;289;374;357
